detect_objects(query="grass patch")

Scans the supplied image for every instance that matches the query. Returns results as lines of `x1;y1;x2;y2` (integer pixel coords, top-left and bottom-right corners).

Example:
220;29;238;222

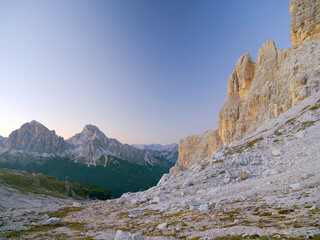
246;137;263;148
0;168;112;200
278;209;294;215
297;121;315;131
309;105;320;111
1;222;85;239
285;118;296;125
45;206;83;218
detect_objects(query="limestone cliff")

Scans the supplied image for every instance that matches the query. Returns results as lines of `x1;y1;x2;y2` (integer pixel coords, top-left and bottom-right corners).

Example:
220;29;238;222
171;0;320;174
290;0;320;49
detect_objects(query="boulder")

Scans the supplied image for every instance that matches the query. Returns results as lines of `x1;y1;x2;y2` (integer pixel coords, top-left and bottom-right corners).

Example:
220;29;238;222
272;149;282;156
156;222;168;229
114;230;130;240
294;131;304;139
42;217;61;226
152;196;163;203
199;204;211;213
183;200;201;209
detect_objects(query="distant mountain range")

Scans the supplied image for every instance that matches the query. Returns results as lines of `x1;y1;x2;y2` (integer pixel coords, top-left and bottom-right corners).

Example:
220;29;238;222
0;121;177;197
132;143;178;163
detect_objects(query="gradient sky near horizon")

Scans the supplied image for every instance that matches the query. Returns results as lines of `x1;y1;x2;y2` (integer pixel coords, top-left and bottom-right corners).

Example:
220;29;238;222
0;0;291;145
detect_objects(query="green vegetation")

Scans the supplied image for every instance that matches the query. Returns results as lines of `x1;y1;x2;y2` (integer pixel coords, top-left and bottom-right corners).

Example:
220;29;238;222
309;105;320;110
1;222;86;239
0;155;172;197
297;121;315;131
0;168;112;200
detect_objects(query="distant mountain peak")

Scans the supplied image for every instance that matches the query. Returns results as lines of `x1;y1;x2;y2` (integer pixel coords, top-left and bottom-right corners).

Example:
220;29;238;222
81;124;106;138
0;120;68;156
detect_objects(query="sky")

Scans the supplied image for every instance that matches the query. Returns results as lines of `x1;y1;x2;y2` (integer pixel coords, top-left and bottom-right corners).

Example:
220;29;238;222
0;0;291;145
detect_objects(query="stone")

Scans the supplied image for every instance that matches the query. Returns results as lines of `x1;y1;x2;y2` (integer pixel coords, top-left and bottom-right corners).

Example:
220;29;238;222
290;0;320;49
301;173;313;180
199;204;211;213
289;183;301;190
72;202;82;208
42;217;61;226
157;174;170;186
239;172;247;180
114;230;131;240
129;233;145;240
310;205;317;210
152;197;163;203
272;149;282;156
156;222;168;229
294;131;304;139
183;200;201;209
223;177;230;184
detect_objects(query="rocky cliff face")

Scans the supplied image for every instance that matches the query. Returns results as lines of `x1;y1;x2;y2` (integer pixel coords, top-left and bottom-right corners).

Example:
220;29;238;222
0;120;69;157
290;0;320;49
171;0;320;174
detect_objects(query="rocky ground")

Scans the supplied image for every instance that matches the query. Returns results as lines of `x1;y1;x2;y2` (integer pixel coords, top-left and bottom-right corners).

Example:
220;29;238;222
1;90;320;240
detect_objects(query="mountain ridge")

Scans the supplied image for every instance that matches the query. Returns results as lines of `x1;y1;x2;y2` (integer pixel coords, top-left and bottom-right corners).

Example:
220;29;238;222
0;121;176;168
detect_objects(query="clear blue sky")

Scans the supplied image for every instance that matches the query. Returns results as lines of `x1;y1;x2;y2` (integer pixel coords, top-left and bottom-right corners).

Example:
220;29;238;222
0;0;291;144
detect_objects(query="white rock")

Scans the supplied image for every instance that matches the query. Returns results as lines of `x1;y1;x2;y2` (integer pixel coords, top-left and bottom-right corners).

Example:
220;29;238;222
196;189;206;195
157;174;170;186
289;183;301;190
156;222;168;229
297;113;318;122
129;233;145;240
138;197;148;204
223;177;230;184
72;202;82;208
183;180;194;187
207;188;221;196
272;149;282;156
114;230;131;240
199;204;211;213
183;200;201;209
152;196;163;203
310;205;317;210
294;131;304;139
42;217;61;226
